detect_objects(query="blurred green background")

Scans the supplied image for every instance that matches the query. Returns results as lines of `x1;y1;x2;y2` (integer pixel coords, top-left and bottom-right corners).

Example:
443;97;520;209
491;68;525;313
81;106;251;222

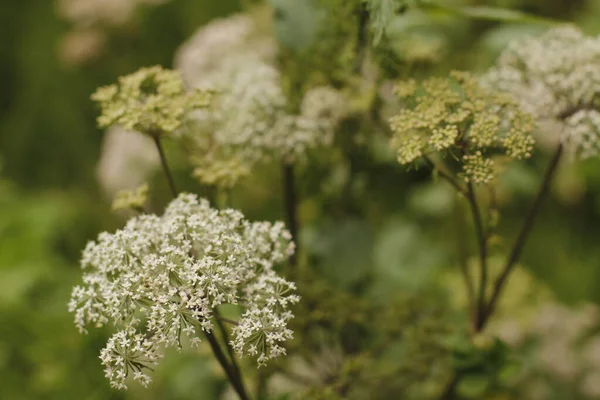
2;0;600;399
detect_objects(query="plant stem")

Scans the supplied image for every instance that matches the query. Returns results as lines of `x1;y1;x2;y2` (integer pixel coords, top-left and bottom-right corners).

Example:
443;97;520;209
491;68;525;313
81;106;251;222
456;202;476;329
354;2;370;73
423;156;468;197
152;135;178;198
439;375;460;400
153;135;252;400
482;143;563;327
438;144;563;399
214;309;243;386
465;182;488;331
204;331;251;400
282;162;299;266
424;156;480;311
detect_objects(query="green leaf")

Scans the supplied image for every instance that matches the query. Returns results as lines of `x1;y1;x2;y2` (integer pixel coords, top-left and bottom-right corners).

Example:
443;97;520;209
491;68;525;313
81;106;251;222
366;0;401;44
422;3;560;26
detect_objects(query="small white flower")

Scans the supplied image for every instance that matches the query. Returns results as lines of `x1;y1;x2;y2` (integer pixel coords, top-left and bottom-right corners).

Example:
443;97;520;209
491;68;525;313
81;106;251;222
69;193;297;388
174;14;348;187
483;25;600;158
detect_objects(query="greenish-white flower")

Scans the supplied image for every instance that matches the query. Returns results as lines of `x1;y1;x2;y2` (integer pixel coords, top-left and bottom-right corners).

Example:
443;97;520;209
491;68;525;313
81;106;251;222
175;15;348;187
91;65;212;135
389;71;535;184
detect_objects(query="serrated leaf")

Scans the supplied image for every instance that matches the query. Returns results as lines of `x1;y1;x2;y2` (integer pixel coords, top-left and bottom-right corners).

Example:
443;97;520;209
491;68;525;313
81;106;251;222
366;0;400;44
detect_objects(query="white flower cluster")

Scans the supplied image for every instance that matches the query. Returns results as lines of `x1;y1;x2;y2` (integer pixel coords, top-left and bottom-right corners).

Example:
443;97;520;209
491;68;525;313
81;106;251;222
175;15;347;187
483;26;600;158
68;194;298;389
96;127;159;196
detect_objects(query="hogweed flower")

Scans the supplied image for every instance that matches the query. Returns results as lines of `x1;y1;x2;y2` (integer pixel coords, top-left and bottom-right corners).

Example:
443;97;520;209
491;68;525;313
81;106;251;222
175;15;347;187
91;66;212;135
389;71;535;184
68;193;298;389
483;26;600;159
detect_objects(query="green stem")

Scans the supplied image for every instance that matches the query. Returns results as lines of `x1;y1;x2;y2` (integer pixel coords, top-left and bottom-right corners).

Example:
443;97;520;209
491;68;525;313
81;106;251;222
282;162;299;266
465;182;488;331
482;143;563;327
439;144;563;399
204;331;251;400
214;309;243;387
152;135;178;198
152;135;252;400
423;156;468;197
456;202;476;330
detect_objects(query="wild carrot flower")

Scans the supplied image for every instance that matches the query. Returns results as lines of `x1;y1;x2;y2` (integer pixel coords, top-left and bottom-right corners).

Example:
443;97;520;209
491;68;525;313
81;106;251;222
483;26;600;158
69;194;298;389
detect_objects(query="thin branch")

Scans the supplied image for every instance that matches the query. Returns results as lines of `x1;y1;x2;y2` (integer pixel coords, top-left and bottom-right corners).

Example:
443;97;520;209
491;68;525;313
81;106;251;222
482;144;563;327
153;135;251;400
466;182;488;331
353;2;370;73
456;202;476;330
152;135;178;198
214;310;244;390
282;162;299;266
439;375;460;400
423;155;468;196
440;145;564;400
204;330;251;400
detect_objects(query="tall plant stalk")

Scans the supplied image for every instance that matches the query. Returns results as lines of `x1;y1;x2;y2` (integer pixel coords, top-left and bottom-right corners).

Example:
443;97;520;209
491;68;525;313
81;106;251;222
152;135;252;400
438;144;564;398
282;162;299;266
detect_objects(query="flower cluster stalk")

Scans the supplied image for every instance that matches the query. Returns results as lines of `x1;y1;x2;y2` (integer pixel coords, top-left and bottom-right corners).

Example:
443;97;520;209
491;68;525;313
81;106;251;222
437;143;564;398
282;163;298;267
152;136;252;400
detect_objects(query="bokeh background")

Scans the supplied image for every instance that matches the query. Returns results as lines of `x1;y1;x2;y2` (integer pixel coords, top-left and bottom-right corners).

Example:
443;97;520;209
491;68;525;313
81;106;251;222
2;0;600;399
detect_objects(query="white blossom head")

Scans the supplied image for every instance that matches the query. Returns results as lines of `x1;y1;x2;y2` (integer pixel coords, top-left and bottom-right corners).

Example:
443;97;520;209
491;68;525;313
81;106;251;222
175;15;348;187
174;14;276;89
68;193;298;389
483;25;600;159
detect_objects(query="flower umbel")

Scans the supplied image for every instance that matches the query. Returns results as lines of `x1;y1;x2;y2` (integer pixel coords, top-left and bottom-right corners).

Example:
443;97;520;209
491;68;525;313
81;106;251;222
483;26;600;158
68;193;298;389
91;65;212;135
389;71;535;184
175;15;347;187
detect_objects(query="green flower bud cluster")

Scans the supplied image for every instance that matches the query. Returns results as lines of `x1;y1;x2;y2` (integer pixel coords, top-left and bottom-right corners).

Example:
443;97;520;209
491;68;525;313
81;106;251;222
111;183;149;211
389;71;535;184
91;66;212;135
